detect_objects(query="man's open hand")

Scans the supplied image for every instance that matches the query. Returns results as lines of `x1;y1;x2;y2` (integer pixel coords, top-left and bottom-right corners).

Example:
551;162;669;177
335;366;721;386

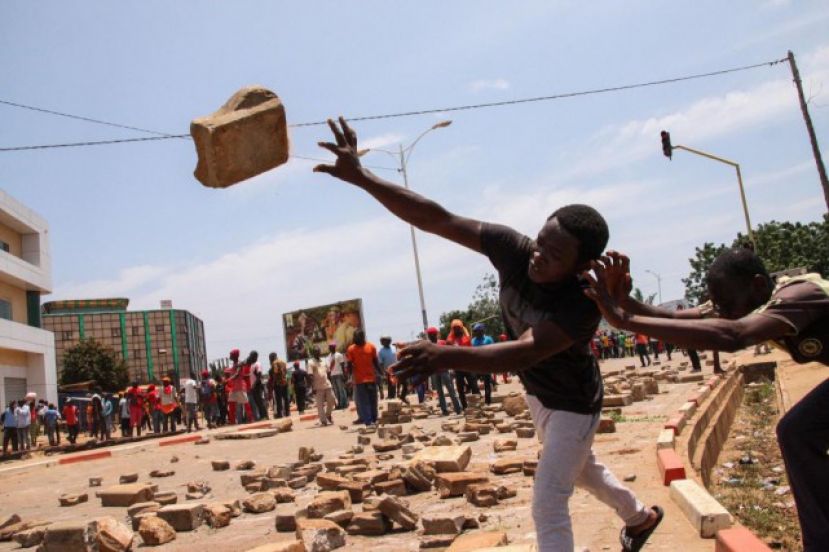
313;117;366;185
583;259;631;329
390;340;446;386
598;251;634;303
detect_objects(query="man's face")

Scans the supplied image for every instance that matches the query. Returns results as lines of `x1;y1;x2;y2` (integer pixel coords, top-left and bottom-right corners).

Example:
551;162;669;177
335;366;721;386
452;326;463;338
529;218;582;284
473;328;483;339
427;333;437;343
328;344;336;353
708;275;770;319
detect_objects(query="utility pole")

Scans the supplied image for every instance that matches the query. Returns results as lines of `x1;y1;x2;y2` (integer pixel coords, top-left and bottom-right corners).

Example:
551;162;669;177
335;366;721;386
788;50;829;212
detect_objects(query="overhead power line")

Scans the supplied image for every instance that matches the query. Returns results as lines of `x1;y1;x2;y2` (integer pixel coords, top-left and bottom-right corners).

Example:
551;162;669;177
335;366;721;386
0;56;788;153
0;98;184;138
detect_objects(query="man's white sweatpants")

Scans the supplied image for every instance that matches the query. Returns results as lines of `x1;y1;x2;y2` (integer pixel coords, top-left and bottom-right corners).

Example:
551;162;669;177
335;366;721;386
527;395;649;551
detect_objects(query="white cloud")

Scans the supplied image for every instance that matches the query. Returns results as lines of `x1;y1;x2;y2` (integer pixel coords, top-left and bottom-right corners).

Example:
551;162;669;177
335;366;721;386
468;79;511;93
554;44;829;182
360;132;405;151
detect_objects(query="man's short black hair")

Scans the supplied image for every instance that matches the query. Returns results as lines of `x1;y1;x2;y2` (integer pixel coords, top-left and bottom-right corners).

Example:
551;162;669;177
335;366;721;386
706;248;770;288
548;204;609;264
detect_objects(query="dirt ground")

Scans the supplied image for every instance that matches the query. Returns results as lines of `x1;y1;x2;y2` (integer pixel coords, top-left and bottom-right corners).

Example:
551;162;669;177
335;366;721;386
0;356;728;551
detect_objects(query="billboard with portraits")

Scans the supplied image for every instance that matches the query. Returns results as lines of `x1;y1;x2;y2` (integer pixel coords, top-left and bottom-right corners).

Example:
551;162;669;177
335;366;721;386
282;298;364;361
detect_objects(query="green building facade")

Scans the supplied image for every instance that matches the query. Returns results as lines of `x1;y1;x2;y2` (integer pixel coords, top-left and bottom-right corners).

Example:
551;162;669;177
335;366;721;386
43;298;207;385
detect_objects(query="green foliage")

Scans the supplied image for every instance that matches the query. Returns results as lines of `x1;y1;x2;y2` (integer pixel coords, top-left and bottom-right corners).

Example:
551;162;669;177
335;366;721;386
682;243;728;305
60;339;129;392
438;273;506;339
683;216;829;305
632;287;657;305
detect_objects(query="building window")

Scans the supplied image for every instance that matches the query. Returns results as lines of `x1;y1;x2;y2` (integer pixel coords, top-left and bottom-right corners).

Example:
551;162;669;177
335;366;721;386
132;326;141;336
0;240;8;253
111;327;121;338
133;349;143;359
0;299;10;321
61;330;73;340
155;324;165;333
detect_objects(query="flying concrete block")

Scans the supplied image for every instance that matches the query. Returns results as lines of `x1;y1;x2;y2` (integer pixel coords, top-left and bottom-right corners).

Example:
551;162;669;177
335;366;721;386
191;86;289;188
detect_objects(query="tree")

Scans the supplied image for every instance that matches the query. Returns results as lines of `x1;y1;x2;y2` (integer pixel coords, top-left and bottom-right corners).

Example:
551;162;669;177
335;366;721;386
632;287;657;305
682;216;829;305
438;273;506;338
682;243;728;305
60;339;129;392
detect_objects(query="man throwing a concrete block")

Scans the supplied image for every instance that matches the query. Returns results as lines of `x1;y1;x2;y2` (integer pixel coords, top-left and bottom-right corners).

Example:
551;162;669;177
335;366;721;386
314;117;662;551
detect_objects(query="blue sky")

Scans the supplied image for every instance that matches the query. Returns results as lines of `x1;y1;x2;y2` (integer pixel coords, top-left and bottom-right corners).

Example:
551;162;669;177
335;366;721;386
2;1;827;360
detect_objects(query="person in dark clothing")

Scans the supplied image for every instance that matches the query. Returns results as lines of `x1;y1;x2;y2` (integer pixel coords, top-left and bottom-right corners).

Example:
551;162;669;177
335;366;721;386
292;361;308;414
314;118;661;552
586;248;829;551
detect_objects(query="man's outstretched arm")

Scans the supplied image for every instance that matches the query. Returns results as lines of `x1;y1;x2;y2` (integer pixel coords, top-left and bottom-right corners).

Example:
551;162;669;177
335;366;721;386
597;252;707;319
392;320;574;382
583;261;791;352
314;117;483;253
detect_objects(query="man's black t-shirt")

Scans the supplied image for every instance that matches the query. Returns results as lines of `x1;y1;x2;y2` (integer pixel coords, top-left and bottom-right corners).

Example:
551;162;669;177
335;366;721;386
481;222;604;414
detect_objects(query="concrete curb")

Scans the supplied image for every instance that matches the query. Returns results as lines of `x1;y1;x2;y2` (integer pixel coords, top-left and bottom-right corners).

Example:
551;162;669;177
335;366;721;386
654;364;776;546
58;450;112;465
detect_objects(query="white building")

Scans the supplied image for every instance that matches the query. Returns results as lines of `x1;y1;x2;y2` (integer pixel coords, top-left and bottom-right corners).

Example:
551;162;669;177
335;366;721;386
0;189;56;406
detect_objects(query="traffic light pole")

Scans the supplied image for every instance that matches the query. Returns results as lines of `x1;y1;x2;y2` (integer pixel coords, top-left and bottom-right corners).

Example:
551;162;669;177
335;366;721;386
671;144;757;251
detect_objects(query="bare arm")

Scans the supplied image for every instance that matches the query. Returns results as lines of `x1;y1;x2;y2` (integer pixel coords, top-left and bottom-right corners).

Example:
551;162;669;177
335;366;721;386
583;261;791;351
314;118;483;253
392;320;574;382
607;313;789;352
596;251;706;319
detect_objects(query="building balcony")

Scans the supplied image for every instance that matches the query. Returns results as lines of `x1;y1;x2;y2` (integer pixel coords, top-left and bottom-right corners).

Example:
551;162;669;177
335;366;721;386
0;248;51;293
0;316;55;354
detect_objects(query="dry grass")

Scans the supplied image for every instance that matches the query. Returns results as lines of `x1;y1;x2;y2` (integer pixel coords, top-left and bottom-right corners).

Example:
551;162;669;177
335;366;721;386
710;381;802;551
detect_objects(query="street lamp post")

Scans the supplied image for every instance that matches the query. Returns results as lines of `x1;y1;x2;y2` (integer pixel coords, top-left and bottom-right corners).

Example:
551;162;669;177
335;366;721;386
645;269;663;305
660;131;757;251
369;120;452;331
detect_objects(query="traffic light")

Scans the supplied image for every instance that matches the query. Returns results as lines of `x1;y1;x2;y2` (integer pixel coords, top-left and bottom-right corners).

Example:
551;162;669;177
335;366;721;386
660;130;672;159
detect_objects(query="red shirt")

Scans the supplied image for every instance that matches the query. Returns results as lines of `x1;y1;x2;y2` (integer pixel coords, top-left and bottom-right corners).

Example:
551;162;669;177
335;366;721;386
240;363;252;392
146;389;159;410
347;342;378;384
62;404;78;425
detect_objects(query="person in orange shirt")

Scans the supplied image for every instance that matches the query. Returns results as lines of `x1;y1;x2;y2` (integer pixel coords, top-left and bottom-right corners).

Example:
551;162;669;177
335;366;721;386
634;333;651;368
346;329;381;426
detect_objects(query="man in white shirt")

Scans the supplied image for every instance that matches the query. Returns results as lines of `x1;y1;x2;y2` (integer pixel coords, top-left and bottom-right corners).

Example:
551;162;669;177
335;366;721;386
325;343;348;409
15;401;31;450
183;379;200;432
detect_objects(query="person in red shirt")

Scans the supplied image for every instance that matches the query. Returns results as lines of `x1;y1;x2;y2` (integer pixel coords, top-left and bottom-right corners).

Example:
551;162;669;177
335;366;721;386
346;330;381;425
61;399;79;444
126;383;145;437
446;319;475;409
145;384;161;433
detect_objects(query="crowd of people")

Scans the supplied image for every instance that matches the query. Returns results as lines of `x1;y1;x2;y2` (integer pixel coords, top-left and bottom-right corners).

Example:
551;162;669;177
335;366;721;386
1;323;514;457
590;329;721;373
